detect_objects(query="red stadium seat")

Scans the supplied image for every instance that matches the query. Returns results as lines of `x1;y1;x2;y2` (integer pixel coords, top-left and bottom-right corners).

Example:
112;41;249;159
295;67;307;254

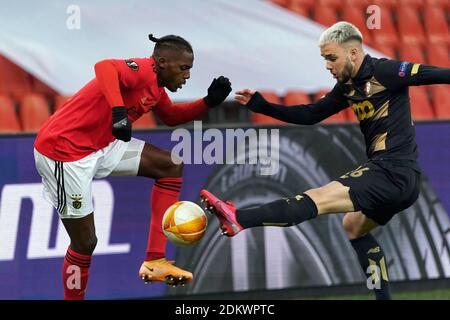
322;109;348;123
20;93;51;132
398;43;426;64
371;7;400;49
0;95;21;133
133;113;157;129
345;107;358;123
54;95;72;112
430;85;450;118
251;91;285;125
424;6;450;45
289;0;315;10
259;91;281;104
341;7;374;46
372;42;397;58
31;76;57;100
426;45;450;67
371;0;399;9
397;0;425;9
313;6;338;27
284;90;310;105
313;90;348;123
313;90;329;101
286;0;315;16
317;0;342;9
287;1;310;17
270;0;290;8
0;55;33;100
342;0;369;8
397;7;427;46
409;86;435;120
424;0;449;8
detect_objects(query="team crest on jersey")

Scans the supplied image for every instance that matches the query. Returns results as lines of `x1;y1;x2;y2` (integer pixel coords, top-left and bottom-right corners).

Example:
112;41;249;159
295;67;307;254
70;194;82;209
139;97;158;113
125;59;139;71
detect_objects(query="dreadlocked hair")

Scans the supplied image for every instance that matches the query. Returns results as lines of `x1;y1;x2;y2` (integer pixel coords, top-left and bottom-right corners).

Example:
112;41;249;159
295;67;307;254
148;34;193;54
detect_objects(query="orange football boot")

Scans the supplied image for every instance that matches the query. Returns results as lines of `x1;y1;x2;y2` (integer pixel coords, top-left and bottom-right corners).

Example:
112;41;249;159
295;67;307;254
139;258;193;286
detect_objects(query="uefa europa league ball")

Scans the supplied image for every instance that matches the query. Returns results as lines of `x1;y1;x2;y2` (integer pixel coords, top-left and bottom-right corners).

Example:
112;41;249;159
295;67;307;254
162;201;207;246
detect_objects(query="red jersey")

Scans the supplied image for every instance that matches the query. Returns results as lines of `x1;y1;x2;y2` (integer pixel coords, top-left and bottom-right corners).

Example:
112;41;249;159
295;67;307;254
35;57;208;162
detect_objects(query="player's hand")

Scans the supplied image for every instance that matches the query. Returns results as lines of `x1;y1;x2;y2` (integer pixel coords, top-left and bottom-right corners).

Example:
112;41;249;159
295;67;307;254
204;76;232;108
112;106;132;142
234;89;256;105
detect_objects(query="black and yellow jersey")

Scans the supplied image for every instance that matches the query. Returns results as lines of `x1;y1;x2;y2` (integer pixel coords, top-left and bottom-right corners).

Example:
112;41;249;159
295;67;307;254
246;54;450;161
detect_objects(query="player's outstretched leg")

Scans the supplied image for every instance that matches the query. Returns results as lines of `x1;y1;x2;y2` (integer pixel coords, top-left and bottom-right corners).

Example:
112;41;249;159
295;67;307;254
200;190;318;236
61;213;97;300
344;212;391;300
137;143;193;286
200;181;354;236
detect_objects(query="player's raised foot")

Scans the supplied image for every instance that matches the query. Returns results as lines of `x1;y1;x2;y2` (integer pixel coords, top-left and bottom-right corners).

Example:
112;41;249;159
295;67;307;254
199;189;243;237
139;258;193;287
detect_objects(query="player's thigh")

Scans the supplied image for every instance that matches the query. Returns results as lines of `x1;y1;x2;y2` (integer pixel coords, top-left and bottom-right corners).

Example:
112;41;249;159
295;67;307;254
305;181;355;215
34;148;96;218
137;142;183;179
107;138;144;177
336;161;420;225
109;138;181;179
342;211;379;240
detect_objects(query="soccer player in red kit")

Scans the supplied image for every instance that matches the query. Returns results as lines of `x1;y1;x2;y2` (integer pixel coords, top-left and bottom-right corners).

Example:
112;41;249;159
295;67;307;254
34;34;232;299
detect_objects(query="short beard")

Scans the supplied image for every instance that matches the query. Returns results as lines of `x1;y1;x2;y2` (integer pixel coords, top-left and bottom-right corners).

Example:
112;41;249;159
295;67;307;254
338;59;354;84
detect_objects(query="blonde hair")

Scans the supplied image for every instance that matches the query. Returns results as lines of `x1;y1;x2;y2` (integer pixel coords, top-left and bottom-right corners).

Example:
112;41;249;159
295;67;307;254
319;21;363;46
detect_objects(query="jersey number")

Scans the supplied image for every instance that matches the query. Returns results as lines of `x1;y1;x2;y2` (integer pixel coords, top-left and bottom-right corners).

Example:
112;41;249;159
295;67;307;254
340;166;370;179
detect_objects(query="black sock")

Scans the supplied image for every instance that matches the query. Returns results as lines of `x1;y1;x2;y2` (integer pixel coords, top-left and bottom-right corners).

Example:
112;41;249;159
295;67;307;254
236;194;318;228
350;233;391;300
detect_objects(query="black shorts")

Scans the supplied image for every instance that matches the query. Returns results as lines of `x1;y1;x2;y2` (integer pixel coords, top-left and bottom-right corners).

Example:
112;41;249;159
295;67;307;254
336;159;421;225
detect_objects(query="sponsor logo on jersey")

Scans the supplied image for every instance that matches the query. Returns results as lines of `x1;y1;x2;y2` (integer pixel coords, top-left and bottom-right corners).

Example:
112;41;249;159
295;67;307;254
351;100;375;121
140;96;157;108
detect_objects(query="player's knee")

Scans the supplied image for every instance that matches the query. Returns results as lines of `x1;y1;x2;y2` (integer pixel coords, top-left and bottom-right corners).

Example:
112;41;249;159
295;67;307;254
342;216;358;240
71;235;98;255
165;161;183;178
173;161;183;177
82;235;98;254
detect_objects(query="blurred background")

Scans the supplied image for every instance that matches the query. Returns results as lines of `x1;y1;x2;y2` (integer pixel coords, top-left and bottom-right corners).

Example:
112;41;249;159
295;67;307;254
1;0;449;131
0;0;449;300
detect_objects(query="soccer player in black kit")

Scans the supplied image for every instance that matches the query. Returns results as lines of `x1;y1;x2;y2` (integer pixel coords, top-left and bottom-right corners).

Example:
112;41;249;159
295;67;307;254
200;21;450;300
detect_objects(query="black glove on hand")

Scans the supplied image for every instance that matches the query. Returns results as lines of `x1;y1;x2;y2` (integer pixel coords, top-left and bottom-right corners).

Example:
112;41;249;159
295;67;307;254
112;106;132;142
204;76;232;107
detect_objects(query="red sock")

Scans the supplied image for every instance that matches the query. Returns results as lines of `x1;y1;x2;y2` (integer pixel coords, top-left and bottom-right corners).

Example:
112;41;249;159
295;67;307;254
146;177;182;261
62;246;92;300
